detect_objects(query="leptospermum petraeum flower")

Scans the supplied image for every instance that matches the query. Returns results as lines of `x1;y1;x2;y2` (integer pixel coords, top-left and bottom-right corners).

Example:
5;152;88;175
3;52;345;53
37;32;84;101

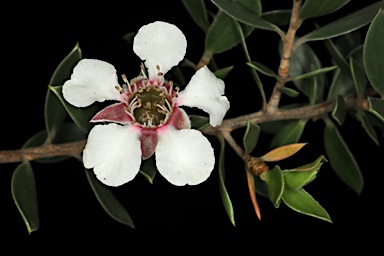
63;21;230;186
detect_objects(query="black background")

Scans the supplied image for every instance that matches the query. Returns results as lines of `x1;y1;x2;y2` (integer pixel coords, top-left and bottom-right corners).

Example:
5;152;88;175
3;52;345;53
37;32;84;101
2;0;383;251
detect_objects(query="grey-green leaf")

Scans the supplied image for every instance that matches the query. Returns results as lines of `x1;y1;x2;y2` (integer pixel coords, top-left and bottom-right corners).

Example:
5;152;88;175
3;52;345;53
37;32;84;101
303;2;384;41
214;65;234;79
324;119;364;194
45;43;82;142
324;39;350;73
357;110;379;146
367;97;384;123
363;10;384;96
49;85;98;133
11;162;39;234
280;87;300;97
140;157;157;184
290;66;337;81
262;10;291;26
282;187;332;223
212;0;279;32
182;0;210;32
190;115;210;130
260;165;284;208
326;68;355;101
246;61;278;78
283;155;327;190
86;169;135;228
243;120;260;154
299;0;350;20
218;137;235;226
350;57;367;98
205;11;253;54
269;119;307;149
331;95;347;126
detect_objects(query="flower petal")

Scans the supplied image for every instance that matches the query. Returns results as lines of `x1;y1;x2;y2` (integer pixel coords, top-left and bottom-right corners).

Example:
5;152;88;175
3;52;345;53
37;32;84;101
167;107;191;130
140;128;158;160
91;102;132;124
133;21;187;80
155;127;215;186
63;59;122;107
83;123;141;186
177;66;230;127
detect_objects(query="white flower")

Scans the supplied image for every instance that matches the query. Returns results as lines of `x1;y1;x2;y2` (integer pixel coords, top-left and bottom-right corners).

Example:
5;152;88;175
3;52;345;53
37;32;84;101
63;21;230;186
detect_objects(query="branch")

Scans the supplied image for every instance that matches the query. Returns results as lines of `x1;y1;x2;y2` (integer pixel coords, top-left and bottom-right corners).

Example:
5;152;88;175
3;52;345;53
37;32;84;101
267;0;303;111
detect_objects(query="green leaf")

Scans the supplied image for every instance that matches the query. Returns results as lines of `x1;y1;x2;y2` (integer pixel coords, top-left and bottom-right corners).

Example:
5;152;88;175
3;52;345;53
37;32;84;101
85;169;135;228
140;157;157;184
181;0;210;32
335;30;362;59
190;115;210;130
243;120;260;154
11;162;39;234
324;119;364;194
169;67;185;87
363;9;384;96
350;57;367;98
284;42;325;104
357;110;379;146
246;61;278;78
283;155;327;190
280;87;300;97
303;2;384;41
262;10;291;26
324;39;350;73
214;65;234;79
45;43;82;142
218;137;235;226
260;165;284;208
259;119;296;134
326;68;355;101
212;0;280;32
299;0;350;20
282;188;332;223
290;66;337;81
269;119;307;149
367;97;384;123
331;95;347;126
49;85;99;133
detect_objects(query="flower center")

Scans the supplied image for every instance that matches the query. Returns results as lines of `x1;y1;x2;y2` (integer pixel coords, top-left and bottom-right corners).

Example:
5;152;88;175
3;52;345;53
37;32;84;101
133;87;167;126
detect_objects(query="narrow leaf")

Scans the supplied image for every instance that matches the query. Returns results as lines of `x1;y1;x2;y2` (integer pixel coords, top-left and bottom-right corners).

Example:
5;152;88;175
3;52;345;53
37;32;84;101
140;157;157;184
269;120;307;149
246;171;261;220
367;97;384;123
303;2;384;41
331;95;347;125
181;0;210;32
11;162;39;234
243;120;260;154
280;87;300;97
261;143;307;162
218;137;235;226
282;188;332;223
363;10;384;96
86;169;135;228
190;115;210;130
246;61;278;78
211;0;279;32
214;65;234;79
350;57;367;98
45;43;82;141
324;39;350;73
205;11;254;54
324;119;364;194
299;0;350;20
260;165;284;208
262;10;291;26
49;85;98;132
290;66;337;81
283;155;327;190
357;110;379;146
326;68;355;101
